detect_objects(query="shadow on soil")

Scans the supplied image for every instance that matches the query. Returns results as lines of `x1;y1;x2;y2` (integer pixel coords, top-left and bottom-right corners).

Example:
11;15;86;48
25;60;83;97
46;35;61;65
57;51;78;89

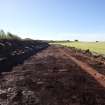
0;40;49;73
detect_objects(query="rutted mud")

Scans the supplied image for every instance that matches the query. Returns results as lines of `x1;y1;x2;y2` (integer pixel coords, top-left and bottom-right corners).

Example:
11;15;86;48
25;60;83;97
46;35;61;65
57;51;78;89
0;45;105;105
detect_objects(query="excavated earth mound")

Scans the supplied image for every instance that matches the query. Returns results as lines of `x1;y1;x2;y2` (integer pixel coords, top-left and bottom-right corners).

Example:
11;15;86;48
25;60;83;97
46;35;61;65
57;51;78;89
0;45;105;105
0;39;49;72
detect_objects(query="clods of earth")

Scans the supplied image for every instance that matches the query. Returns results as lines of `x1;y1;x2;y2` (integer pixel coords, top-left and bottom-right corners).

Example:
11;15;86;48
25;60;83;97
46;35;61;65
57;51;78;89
0;44;105;105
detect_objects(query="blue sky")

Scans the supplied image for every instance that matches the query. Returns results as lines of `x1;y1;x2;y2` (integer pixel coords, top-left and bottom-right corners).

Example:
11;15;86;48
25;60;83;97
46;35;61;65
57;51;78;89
0;0;105;41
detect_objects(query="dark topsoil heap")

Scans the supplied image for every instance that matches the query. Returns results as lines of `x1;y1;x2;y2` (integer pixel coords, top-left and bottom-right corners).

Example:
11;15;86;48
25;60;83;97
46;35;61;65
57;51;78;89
0;39;49;72
0;45;105;105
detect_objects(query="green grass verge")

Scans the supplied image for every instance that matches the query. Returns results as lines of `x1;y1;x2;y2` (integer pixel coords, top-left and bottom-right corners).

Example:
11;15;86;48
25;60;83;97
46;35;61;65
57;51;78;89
50;41;105;55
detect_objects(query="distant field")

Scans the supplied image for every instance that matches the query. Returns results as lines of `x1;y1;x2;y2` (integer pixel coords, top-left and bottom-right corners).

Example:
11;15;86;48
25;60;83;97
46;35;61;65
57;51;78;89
50;41;105;55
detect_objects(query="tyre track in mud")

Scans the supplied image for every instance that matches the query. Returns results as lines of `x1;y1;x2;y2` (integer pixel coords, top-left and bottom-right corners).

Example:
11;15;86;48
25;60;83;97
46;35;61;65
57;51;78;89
59;48;105;88
1;45;105;105
63;46;105;75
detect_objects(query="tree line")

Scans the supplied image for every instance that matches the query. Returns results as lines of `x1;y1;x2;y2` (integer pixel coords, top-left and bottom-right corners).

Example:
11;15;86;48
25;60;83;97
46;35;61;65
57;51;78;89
0;30;21;40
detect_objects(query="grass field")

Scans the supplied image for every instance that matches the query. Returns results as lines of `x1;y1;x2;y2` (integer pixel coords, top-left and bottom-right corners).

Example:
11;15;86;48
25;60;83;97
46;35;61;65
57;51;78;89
50;41;105;55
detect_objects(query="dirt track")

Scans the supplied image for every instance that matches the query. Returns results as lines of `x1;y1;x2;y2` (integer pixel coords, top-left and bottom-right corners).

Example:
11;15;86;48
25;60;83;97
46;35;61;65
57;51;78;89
1;45;105;105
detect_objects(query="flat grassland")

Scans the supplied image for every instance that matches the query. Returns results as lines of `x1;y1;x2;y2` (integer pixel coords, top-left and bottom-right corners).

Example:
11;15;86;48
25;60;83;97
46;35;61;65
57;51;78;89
50;41;105;55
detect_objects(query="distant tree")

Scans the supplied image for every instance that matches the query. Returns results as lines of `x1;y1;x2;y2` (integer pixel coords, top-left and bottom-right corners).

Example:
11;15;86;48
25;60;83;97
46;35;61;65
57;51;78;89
7;32;14;38
66;40;70;42
74;39;79;42
25;38;33;40
7;32;21;40
96;41;99;43
0;30;21;40
0;30;6;39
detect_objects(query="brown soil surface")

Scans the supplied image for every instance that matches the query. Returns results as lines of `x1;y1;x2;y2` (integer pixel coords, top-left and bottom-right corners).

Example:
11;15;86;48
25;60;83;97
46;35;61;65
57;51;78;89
1;45;105;105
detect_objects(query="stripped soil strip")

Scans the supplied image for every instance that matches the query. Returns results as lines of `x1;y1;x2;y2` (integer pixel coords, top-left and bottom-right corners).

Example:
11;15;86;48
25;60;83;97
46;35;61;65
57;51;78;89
1;45;105;105
60;48;105;88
